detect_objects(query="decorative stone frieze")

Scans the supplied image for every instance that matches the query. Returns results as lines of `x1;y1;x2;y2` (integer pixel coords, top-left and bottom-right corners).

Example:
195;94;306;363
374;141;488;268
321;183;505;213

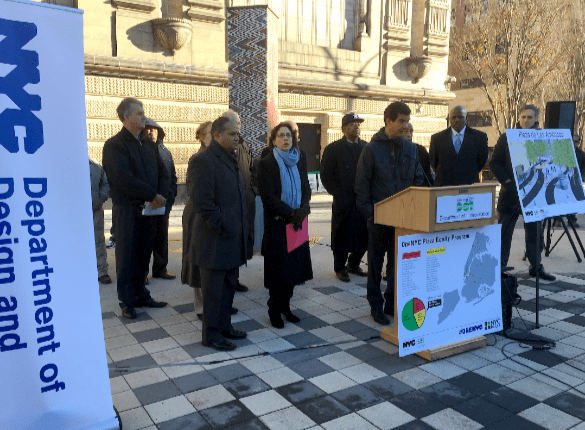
187;0;225;23
85;100;225;123
151;18;194;55
85;76;229;103
87;122;200;143
112;0;156;13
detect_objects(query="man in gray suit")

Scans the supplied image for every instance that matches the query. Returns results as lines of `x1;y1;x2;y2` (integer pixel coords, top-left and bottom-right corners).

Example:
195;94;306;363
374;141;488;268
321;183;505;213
188;117;249;351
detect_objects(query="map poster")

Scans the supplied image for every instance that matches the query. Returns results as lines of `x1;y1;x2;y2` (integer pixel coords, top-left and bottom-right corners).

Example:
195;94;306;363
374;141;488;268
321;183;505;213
507;129;585;223
397;225;502;357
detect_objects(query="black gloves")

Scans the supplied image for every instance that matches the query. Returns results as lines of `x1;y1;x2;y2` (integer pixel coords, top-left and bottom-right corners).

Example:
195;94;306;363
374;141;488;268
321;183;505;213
290;204;310;231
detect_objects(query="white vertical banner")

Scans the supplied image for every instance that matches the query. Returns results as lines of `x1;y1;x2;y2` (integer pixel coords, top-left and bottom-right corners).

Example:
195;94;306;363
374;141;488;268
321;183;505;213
0;1;118;429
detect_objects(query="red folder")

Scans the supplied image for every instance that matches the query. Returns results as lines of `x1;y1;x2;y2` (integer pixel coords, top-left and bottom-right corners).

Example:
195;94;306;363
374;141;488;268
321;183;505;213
286;217;309;252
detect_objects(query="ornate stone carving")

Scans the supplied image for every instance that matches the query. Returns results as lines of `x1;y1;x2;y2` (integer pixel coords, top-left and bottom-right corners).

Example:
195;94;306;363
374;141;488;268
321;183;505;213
384;0;411;52
112;0;156;13
187;0;225;23
151;18;193;55
405;56;433;83
426;0;449;56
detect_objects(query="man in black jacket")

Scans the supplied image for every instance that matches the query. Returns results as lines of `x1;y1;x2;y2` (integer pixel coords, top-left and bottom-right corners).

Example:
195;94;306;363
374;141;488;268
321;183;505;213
102;98;171;319
222;110;257;293
321;113;368;282
143;118;178;280
355;102;424;325
430;105;488;187
489;105;555;281
189;117;249;351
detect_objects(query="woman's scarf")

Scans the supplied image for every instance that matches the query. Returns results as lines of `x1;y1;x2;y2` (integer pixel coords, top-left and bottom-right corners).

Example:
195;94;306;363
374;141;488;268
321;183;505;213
273;147;302;209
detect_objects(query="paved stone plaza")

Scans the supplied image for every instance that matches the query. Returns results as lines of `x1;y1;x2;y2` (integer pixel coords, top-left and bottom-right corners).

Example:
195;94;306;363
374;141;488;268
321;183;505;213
101;199;585;430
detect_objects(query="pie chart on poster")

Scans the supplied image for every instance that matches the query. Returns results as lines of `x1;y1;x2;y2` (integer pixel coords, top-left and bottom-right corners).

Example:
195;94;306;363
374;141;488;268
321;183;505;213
402;298;426;331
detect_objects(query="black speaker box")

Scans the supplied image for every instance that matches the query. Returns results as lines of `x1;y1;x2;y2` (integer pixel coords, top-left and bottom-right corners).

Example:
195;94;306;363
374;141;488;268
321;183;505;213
545;101;576;134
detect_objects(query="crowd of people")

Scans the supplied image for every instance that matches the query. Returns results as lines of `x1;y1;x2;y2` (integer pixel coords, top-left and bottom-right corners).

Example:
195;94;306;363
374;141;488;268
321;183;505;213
89;97;574;351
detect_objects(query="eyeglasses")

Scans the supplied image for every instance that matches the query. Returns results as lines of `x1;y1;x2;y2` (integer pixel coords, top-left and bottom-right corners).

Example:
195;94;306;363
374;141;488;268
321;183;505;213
277;133;292;138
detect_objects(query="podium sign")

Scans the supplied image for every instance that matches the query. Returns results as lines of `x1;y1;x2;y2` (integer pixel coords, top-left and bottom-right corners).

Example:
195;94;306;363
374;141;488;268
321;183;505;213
397;225;502;357
436;193;492;223
0;1;118;429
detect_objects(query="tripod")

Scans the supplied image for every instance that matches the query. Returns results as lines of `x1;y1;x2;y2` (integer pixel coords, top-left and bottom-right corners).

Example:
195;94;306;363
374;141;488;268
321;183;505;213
544;215;585;262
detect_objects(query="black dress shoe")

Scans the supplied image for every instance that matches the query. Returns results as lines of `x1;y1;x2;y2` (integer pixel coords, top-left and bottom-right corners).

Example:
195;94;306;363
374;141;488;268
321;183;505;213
528;268;556;281
197;313;203;321
347;265;367;277
120;303;137;319
231;307;238;315
222;329;247;340
335;269;350;282
282;309;300;323
236;282;249;292
138;297;168;308
98;275;112;284
371;309;390;325
202;338;237;351
269;311;284;329
153;272;176;280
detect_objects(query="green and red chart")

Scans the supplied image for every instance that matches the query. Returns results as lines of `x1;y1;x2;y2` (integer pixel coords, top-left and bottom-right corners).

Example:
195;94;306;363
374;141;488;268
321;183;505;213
402;298;426;331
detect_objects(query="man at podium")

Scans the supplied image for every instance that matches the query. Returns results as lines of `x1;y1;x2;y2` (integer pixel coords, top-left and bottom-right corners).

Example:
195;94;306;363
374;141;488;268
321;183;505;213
355;102;424;325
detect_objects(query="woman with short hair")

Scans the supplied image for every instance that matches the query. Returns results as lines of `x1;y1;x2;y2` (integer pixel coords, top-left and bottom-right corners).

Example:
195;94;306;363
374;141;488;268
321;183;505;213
257;123;313;328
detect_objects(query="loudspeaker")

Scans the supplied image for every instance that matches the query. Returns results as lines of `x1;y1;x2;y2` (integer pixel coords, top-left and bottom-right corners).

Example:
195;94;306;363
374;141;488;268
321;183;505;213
545;101;576;134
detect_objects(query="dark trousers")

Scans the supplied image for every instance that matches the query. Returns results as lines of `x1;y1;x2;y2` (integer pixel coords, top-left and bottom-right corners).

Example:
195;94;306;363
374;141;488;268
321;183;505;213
113;205;156;306
200;266;238;343
267;283;295;314
499;207;541;269
367;220;395;311
151;209;170;275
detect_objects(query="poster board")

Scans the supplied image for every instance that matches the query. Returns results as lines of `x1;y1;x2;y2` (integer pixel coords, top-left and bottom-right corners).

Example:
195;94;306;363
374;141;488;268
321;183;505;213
507;129;585;223
0;1;118;429
397;225;503;357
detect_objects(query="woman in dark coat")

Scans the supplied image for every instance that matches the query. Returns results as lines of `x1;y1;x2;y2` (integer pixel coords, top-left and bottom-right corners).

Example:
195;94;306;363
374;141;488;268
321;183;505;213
181;121;212;313
258;123;313;328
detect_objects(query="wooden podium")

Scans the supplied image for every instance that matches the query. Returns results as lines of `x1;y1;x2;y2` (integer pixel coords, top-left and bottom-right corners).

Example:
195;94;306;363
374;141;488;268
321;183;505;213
376;183;498;361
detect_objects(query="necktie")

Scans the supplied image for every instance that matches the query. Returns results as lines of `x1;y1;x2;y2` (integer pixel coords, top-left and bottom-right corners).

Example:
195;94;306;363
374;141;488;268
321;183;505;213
454;133;462;154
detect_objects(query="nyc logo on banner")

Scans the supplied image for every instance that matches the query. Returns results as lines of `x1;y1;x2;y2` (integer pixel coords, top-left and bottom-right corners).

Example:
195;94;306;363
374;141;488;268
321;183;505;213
0;1;118;429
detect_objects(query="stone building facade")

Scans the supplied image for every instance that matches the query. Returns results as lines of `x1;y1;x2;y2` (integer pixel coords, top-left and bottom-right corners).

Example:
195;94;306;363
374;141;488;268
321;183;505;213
36;0;454;188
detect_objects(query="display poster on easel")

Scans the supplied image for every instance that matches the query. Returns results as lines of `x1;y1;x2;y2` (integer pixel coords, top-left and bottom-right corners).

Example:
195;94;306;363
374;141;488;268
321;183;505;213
397;225;502;357
0;1;118;429
507;129;585;223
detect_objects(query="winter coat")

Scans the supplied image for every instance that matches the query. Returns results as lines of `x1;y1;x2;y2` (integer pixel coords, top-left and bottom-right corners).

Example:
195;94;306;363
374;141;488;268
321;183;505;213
102;127;170;207
354;128;424;221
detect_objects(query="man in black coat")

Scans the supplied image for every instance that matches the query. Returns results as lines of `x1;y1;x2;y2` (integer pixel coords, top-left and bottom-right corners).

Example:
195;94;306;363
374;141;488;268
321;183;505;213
143;118;178;280
102;98;170;319
222;110;257;293
355;102;424;325
321;113;368;282
430;105;488;187
489;105;555;281
188;117;249;351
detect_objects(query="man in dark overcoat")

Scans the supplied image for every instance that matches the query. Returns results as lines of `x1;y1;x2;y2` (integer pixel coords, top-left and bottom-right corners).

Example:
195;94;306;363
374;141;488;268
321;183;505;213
321;113;368;282
489;105;555;281
222;110;257;293
355;102;424;326
143;118;178;280
430;105;488;186
188;116;249;351
102;98;170;319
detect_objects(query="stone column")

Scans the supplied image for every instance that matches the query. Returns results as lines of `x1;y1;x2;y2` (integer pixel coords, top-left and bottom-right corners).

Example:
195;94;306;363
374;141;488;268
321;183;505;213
227;5;279;157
